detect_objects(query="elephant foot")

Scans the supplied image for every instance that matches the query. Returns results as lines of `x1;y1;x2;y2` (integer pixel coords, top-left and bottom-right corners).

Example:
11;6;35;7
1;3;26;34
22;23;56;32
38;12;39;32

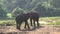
28;26;30;30
16;27;20;30
31;24;33;26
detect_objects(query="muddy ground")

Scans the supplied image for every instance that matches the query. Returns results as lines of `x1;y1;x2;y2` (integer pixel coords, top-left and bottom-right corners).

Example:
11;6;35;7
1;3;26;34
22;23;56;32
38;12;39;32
0;25;60;34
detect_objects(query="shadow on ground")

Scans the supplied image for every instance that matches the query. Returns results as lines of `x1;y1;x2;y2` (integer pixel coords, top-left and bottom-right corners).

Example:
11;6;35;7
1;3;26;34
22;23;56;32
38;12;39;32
19;26;45;31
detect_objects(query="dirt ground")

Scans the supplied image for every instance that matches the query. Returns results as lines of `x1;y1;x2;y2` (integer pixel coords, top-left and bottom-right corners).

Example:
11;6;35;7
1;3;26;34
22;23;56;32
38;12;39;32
0;25;60;34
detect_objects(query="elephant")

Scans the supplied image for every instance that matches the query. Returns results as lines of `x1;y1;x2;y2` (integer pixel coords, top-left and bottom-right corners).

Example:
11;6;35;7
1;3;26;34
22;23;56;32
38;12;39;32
15;12;40;30
29;12;40;27
15;13;30;30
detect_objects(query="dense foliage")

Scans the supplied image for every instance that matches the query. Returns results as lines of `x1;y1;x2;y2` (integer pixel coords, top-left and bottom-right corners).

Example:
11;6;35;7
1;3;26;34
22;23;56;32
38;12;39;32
0;0;60;19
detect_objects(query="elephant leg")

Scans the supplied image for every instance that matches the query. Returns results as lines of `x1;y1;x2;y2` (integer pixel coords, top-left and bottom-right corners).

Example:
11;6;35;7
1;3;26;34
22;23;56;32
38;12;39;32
36;19;39;26
25;21;30;29
16;21;19;29
30;19;33;26
18;22;22;30
24;22;27;29
33;20;36;27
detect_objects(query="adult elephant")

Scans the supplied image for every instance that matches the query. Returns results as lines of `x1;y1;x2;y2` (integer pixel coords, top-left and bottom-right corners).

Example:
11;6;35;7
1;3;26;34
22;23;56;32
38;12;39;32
29;12;40;27
15;13;30;30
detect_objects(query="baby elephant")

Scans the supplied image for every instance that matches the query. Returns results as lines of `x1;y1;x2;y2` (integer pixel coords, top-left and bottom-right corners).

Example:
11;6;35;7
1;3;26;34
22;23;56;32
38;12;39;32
15;13;30;30
29;12;40;27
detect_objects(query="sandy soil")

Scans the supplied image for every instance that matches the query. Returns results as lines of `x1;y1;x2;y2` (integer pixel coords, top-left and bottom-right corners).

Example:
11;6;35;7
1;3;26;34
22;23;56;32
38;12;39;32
0;25;60;34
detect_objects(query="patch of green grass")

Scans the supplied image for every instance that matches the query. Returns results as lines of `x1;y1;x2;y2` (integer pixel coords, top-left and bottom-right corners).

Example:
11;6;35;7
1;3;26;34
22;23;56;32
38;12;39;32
0;19;16;25
0;16;60;25
40;16;60;25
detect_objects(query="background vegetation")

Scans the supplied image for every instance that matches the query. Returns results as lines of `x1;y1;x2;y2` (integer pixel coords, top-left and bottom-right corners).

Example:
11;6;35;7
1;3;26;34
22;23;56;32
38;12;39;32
0;0;60;25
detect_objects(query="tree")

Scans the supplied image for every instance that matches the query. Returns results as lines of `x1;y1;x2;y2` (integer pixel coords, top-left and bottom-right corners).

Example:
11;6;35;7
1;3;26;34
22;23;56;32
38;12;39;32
0;6;7;18
12;7;24;17
52;0;60;8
